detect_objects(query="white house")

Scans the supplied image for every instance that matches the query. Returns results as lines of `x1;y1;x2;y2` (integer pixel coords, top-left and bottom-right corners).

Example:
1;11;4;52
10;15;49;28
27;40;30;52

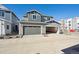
0;5;19;36
73;17;79;31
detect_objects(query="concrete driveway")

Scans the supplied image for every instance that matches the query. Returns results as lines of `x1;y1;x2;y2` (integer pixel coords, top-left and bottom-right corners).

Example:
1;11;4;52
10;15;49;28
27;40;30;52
0;34;79;54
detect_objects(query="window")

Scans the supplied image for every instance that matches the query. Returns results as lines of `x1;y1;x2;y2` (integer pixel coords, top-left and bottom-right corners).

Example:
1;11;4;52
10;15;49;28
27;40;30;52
69;21;71;23
0;10;4;17
7;25;9;30
33;15;36;19
2;11;4;17
69;24;71;26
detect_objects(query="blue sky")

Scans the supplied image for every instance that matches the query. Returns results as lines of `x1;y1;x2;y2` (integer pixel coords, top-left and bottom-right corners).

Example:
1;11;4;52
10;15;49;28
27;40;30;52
4;4;79;21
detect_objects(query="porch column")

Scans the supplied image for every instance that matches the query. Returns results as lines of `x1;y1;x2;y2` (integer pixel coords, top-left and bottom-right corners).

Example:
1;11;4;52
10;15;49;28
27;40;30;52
57;26;61;34
41;25;46;35
19;23;23;35
0;20;5;36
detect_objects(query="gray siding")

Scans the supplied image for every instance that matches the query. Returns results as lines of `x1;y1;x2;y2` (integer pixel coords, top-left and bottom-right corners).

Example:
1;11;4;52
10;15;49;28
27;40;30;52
5;11;10;20
11;13;19;33
4;22;11;35
23;11;53;22
12;13;18;24
0;5;19;36
42;17;53;22
27;12;41;22
41;16;45;22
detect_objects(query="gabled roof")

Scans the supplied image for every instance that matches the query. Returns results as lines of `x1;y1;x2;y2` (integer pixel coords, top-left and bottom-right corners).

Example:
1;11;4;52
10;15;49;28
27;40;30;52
24;10;53;18
46;20;60;25
23;10;41;17
27;10;41;15
43;15;53;18
0;4;20;20
0;4;10;11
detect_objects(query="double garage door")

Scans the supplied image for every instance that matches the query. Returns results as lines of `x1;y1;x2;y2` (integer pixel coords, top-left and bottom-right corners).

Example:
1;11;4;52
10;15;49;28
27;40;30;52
23;26;41;35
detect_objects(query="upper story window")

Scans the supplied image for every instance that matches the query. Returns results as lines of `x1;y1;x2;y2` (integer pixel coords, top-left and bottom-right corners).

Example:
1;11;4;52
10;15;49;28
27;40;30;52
0;10;4;17
33;15;36;19
69;24;71;26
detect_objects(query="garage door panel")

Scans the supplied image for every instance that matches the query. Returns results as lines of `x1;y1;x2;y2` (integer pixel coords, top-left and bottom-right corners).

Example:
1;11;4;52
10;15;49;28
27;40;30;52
23;26;41;35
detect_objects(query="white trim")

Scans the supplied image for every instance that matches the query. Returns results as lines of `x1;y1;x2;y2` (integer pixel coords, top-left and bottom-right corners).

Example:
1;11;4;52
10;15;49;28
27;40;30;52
32;14;37;20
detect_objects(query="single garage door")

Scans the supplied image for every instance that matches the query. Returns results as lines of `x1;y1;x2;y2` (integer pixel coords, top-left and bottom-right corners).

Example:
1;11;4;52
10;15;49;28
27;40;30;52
46;27;58;33
23;26;41;35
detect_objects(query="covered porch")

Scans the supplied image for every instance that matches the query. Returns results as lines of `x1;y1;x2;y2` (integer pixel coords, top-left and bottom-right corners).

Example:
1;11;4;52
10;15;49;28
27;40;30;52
46;22;61;34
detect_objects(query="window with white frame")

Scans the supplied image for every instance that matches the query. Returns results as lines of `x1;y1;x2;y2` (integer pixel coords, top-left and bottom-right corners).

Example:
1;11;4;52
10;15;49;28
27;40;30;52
32;15;36;19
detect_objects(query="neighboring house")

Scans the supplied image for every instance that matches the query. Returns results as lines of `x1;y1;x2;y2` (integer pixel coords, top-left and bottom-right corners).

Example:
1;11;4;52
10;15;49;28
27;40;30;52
61;17;79;32
0;5;19;36
19;10;61;35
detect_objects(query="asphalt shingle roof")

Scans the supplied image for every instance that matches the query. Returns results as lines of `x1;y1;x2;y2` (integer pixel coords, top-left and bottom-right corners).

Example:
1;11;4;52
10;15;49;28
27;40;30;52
0;4;10;11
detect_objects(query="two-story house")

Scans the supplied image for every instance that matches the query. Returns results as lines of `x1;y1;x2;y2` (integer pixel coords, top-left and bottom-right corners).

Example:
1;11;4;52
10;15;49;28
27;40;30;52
19;10;60;35
0;5;19;36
